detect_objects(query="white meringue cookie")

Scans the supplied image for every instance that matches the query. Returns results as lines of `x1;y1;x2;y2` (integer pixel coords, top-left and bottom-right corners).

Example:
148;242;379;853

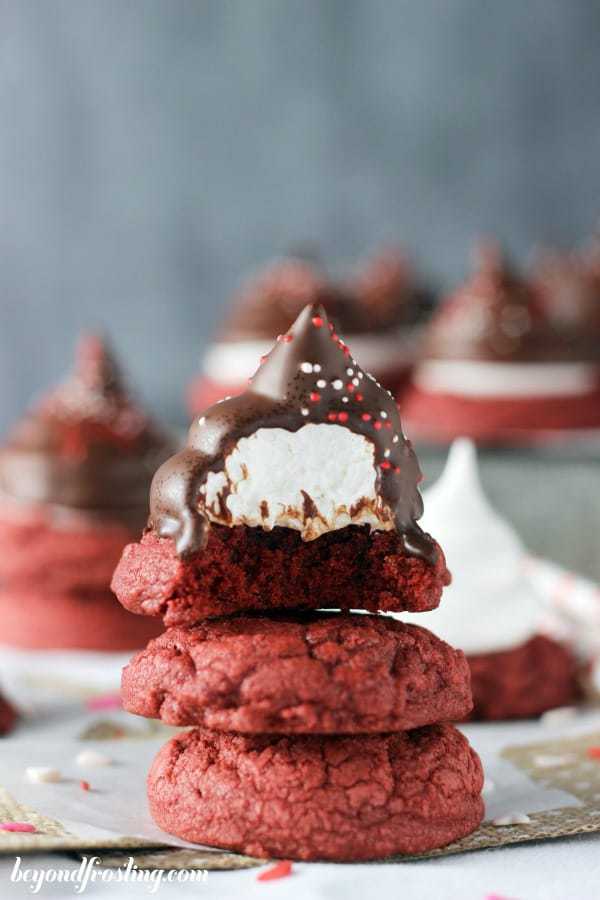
402;438;544;654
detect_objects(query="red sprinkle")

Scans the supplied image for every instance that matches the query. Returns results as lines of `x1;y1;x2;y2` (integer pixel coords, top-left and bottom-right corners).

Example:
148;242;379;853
361;413;372;422
394;466;401;474
384;421;392;430
327;412;337;422
257;861;293;882
312;316;323;328
346;383;355;393
86;692;122;711
380;460;392;470
0;822;36;833
355;393;363;402
260;354;269;363
309;392;321;403
338;412;349;423
328;323;334;331
587;746;600;760
80;780;91;792
331;332;338;342
373;421;383;431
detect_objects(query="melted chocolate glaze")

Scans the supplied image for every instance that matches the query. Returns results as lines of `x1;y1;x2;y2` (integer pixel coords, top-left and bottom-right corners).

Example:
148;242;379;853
424;243;569;363
0;335;175;523
150;304;436;564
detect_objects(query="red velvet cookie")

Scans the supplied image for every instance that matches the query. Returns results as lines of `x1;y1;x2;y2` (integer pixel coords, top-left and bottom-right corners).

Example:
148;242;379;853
147;723;484;860
0;504;139;591
0;586;162;651
122;613;472;733
402;386;600;445
0;691;17;735
112;527;449;626
468;634;580;720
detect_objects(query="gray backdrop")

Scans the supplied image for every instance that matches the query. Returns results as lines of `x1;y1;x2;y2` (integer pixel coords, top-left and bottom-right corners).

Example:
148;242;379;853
1;0;600;429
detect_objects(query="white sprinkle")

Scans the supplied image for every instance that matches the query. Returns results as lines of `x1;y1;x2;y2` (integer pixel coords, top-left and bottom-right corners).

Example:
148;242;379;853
346;368;354;376
76;750;113;768
367;373;376;381
482;778;495;795
352;378;359;386
332;379;343;390
380;411;388;419
198;416;206;426
300;408;309;416
316;379;326;388
392;435;399;443
492;813;531;827
384;449;391;458
26;767;61;784
341;396;349;403
300;362;313;374
313;364;322;373
533;754;572;769
540;706;578;728
358;371;364;379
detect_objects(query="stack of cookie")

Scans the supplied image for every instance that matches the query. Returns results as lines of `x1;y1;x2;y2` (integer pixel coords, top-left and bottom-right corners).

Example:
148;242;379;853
113;304;484;861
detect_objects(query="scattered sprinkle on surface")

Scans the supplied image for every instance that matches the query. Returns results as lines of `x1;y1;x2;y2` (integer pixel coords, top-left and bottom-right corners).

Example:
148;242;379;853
76;749;112;768
539;706;577;727
25;767;61;784
257;861;293;882
492;813;532;827
0;822;36;833
85;693;122;711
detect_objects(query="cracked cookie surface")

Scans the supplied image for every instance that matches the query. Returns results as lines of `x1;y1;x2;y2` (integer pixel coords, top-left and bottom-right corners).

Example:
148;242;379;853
123;612;472;733
112;525;449;626
147;723;484;860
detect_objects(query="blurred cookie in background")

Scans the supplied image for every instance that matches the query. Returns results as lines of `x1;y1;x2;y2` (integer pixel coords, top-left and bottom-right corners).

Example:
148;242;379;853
401;241;600;444
0;334;175;650
188;247;432;414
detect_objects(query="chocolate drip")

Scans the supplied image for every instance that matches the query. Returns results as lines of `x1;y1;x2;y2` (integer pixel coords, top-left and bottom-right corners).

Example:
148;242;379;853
150;304;436;564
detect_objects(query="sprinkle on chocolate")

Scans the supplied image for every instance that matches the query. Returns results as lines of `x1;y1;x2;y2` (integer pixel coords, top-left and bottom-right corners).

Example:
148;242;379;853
149;304;434;563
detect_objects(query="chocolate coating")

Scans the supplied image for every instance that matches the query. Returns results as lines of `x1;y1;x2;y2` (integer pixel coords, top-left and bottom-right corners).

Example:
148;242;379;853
0;335;175;527
222;251;426;341
150;303;435;563
424;243;568;363
533;247;600;361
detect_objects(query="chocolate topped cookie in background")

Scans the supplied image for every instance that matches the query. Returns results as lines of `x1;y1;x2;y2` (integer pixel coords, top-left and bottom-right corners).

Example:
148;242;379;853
0;334;176;650
188;247;432;414
402;241;600;444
